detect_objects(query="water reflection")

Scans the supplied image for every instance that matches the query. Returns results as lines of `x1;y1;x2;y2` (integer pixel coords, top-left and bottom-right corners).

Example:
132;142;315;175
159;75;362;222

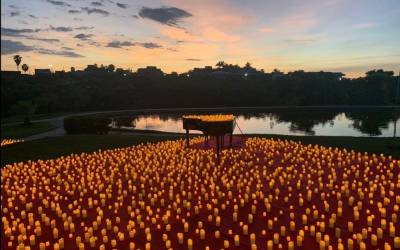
111;108;400;137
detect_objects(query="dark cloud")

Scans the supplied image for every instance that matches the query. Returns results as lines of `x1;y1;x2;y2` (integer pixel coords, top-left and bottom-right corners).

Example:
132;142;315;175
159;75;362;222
49;26;93;32
81;7;110;16
2;27;59;43
9;4;18;9
29;14;37;18
74;33;94;40
138;6;192;26
36;48;84;57
46;0;71;7
1;39;34;54
50;25;73;32
135;42;162;49
10;11;20;17
116;3;127;9
1;39;83;57
106;41;134;48
1;27;41;36
76;26;94;30
105;40;162;49
186;58;202;61
91;1;103;7
62;47;74;50
68;10;81;14
132;14;139;19
32;37;60;43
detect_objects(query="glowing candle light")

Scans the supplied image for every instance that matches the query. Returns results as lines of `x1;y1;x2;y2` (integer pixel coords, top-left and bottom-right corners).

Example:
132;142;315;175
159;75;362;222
187;239;193;250
394;237;400;248
234;235;240;246
267;240;273;250
347;239;353;250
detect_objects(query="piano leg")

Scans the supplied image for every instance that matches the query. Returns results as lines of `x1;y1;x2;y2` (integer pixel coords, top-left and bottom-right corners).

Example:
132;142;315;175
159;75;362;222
186;129;189;147
221;135;224;147
230;133;233;146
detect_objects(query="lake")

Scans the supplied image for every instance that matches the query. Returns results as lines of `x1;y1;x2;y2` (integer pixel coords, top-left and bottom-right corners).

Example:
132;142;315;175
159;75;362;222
110;107;400;137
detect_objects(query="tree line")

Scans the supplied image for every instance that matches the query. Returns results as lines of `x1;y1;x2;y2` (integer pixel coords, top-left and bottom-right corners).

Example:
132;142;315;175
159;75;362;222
1;62;399;119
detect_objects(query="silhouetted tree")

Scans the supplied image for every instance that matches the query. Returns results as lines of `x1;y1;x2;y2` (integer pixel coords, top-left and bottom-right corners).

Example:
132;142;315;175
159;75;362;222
21;64;29;74
13;55;22;71
12;101;37;125
107;64;115;72
216;61;226;69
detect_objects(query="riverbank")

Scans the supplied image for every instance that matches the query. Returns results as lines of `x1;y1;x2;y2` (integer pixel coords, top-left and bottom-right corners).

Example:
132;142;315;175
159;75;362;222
2;134;399;166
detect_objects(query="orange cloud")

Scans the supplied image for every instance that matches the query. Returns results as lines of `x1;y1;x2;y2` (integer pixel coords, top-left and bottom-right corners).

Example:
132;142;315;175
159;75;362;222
258;27;274;34
202;27;240;43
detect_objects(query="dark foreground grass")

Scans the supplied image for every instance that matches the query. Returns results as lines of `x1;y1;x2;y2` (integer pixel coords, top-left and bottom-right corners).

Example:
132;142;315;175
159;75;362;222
1;134;184;166
1;134;399;166
1;122;57;139
1;113;69;124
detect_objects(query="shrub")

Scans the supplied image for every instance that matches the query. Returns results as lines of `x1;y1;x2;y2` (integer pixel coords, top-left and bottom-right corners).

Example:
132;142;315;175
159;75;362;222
64;116;111;134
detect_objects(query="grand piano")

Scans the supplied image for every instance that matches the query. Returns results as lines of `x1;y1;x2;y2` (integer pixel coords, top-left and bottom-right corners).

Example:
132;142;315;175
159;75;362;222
182;114;235;154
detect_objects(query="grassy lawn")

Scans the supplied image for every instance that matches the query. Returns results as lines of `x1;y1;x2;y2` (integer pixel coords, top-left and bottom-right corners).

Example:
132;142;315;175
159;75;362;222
1;134;184;165
1;134;399;166
1;122;57;139
1;112;69;124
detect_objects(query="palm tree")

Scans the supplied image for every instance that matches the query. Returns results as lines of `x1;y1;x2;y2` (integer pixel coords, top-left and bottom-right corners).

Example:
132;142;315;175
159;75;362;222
21;64;29;74
13;55;22;71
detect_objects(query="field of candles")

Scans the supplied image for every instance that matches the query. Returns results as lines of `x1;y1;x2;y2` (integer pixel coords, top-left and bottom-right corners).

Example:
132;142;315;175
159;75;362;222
1;137;400;250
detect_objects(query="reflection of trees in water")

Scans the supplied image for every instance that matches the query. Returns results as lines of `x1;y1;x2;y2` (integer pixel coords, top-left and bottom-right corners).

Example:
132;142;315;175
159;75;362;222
345;110;399;136
110;108;399;136
269;110;340;135
113;116;137;128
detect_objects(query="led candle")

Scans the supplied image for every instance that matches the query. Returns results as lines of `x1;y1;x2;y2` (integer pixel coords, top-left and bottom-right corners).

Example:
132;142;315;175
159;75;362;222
296;235;303;246
394;237;400;248
177;233;184;244
319;240;325;250
273;233;279;244
187;239;193;250
29;235;35;246
224;240;229;248
267;240;273;250
234;235;240;246
250;233;256;244
200;229;205;239
347;239;353;250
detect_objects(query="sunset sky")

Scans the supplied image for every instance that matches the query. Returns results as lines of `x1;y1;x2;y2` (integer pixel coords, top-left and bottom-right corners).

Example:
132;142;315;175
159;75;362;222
1;0;399;77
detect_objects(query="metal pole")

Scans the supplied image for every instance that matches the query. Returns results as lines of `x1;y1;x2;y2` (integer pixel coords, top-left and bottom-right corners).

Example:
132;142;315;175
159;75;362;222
394;71;400;137
395;71;400;105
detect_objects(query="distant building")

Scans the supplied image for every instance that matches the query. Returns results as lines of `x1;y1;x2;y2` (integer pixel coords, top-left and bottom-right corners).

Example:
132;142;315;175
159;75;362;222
35;69;52;77
1;71;21;78
136;66;164;78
